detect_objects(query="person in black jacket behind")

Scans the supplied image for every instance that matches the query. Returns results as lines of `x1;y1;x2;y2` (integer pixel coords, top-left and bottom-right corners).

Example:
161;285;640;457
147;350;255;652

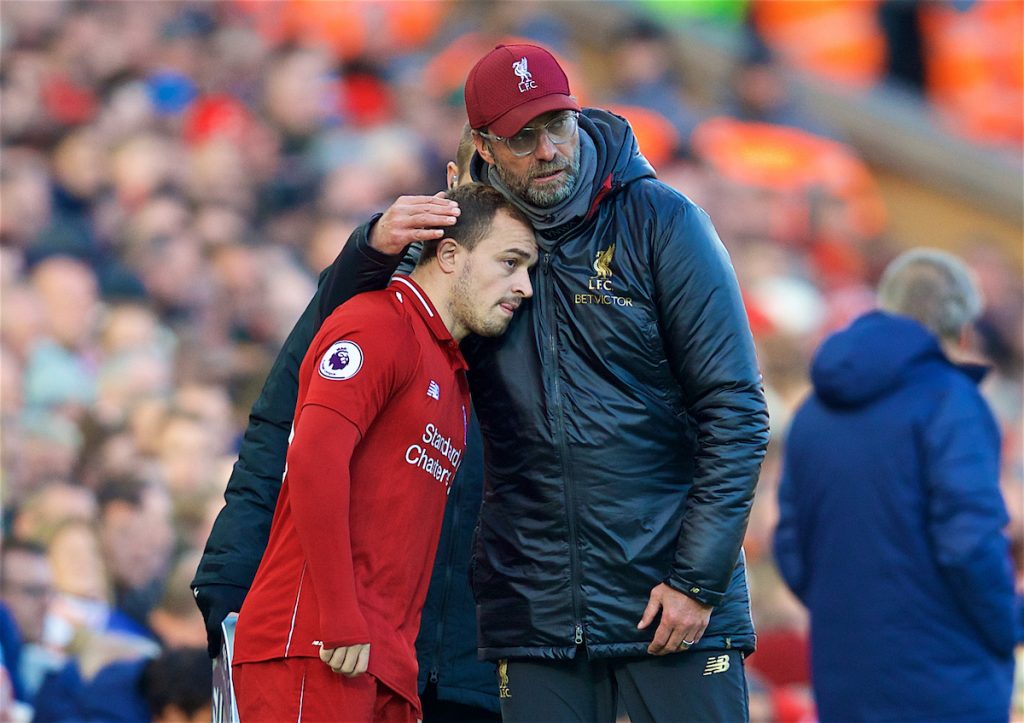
193;129;502;721
326;43;767;722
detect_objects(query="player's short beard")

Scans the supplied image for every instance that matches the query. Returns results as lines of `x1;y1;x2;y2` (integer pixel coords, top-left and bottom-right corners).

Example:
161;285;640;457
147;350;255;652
450;259;513;338
489;142;581;208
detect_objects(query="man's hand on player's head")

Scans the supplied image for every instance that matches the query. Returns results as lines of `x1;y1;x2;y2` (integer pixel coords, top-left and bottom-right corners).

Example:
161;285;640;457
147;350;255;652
368;193;460;255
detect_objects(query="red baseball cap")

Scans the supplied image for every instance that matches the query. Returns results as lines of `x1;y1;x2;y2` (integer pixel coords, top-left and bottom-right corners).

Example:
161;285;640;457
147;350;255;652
465;43;580;137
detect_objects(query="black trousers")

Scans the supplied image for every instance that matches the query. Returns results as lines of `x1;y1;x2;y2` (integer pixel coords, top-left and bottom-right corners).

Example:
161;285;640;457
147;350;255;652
497;650;748;723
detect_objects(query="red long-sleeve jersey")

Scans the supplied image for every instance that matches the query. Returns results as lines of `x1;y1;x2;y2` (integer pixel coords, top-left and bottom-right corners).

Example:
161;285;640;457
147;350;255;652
233;276;470;712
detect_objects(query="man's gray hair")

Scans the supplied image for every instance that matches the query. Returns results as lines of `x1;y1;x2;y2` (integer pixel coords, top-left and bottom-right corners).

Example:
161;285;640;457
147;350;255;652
877;248;983;341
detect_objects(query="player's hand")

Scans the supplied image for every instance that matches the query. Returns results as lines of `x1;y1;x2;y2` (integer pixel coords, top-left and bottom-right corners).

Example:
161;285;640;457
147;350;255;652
319;643;371;676
637;582;711;655
368;193;460;255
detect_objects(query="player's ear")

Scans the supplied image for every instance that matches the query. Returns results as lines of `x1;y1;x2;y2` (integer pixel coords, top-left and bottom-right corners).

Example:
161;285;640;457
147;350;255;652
446;162;459;190
435;238;460;273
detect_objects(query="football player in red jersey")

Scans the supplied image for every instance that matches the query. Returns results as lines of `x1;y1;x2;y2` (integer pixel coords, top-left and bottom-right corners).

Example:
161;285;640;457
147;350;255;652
231;183;536;723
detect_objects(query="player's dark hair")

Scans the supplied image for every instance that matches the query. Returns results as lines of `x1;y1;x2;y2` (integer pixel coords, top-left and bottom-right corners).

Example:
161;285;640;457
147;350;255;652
417;183;531;267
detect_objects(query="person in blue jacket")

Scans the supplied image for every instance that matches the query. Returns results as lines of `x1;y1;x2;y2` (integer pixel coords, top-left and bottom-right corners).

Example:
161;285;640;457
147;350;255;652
774;248;1018;722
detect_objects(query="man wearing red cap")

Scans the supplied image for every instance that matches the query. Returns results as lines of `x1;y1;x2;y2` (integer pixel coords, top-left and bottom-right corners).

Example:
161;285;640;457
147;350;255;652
329;42;769;722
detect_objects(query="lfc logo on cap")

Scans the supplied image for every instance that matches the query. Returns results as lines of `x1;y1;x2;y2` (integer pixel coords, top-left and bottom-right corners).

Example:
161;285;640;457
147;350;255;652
512;57;537;93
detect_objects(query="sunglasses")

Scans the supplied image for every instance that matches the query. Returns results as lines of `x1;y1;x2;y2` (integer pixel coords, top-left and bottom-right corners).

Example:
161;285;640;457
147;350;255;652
477;111;579;157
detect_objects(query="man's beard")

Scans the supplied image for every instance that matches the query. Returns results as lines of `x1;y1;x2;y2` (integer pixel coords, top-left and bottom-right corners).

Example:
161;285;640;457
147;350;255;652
492;146;581;208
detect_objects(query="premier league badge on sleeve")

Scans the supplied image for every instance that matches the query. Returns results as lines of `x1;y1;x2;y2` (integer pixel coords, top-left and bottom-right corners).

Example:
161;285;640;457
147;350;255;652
319;340;363;380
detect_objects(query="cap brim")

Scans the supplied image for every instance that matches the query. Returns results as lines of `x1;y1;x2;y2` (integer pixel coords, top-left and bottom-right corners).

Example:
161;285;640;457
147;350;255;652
487;94;580;137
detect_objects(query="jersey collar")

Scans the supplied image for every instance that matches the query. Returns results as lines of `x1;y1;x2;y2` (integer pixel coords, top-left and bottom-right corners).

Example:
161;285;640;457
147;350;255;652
390;275;468;371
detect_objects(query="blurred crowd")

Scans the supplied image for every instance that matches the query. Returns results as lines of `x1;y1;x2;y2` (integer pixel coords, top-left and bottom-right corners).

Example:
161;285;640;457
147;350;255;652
0;1;1020;721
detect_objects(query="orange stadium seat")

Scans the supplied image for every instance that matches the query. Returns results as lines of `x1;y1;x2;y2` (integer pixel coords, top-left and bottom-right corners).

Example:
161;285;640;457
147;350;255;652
691;117;887;242
231;0;448;61
751;0;886;90
919;0;1024;147
603;105;679;170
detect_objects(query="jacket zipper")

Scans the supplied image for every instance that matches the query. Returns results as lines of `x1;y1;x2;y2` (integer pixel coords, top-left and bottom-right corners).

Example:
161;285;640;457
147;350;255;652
541;250;586;651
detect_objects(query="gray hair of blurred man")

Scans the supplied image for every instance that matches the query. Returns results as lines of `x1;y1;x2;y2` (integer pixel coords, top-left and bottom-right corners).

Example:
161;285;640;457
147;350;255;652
877;248;984;343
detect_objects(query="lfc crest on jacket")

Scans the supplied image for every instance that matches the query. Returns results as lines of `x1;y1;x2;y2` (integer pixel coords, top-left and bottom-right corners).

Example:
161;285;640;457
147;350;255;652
574;243;634;308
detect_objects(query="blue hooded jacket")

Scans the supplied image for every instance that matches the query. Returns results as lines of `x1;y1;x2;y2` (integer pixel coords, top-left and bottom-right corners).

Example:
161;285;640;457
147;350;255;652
775;311;1016;722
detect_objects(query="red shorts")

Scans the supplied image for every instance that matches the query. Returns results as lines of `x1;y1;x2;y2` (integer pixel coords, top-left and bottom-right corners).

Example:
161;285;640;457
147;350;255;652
233;658;417;723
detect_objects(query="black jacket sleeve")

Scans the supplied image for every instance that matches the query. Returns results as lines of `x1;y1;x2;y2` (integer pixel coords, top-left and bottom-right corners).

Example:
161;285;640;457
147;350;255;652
654;202;770;608
191;217;403;652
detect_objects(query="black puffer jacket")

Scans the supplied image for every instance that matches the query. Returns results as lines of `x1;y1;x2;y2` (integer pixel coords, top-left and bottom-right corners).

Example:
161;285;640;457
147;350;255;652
463;110;769;659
